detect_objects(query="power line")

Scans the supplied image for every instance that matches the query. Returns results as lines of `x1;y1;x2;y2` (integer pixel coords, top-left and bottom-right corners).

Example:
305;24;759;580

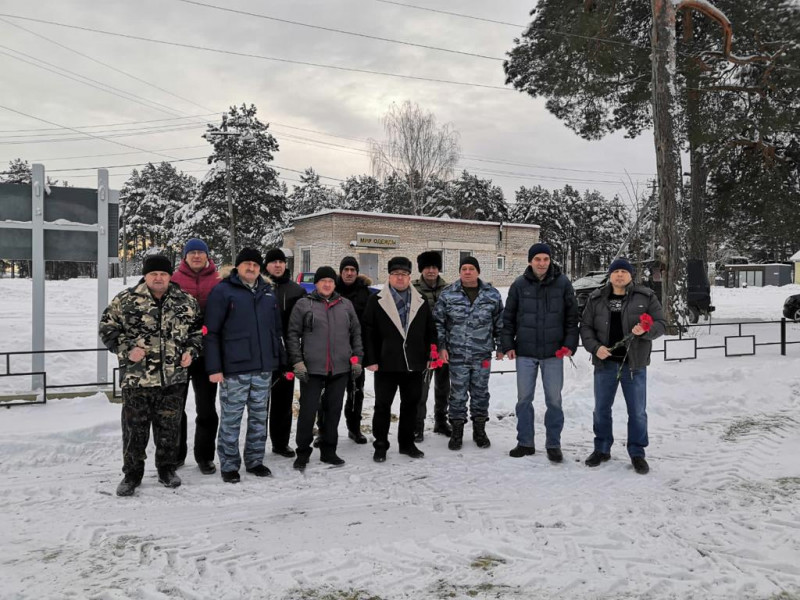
44;156;208;173
0;17;215;114
0;45;184;117
368;0;526;28
0;113;218;134
0;13;512;91
174;0;502;61
25;144;208;162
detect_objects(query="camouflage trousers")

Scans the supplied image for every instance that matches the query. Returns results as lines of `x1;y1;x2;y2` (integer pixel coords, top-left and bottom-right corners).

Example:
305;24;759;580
217;371;271;473
121;383;184;479
448;360;491;422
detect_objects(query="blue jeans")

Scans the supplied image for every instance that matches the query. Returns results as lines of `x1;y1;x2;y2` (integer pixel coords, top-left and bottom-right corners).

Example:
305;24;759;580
217;371;271;472
515;356;564;449
593;361;648;458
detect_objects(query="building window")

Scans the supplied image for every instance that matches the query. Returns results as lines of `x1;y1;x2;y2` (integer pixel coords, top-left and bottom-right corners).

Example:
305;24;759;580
738;269;762;287
301;248;311;273
496;255;505;271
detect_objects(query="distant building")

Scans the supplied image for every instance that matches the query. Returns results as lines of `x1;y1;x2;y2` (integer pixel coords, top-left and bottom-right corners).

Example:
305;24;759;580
790;250;800;284
281;209;540;286
724;263;793;288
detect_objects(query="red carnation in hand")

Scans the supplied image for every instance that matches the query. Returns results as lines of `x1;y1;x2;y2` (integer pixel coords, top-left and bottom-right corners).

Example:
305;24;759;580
350;356;359;365
639;313;654;332
201;325;208;336
430;344;439;360
285;372;295;381
481;359;490;369
555;346;570;359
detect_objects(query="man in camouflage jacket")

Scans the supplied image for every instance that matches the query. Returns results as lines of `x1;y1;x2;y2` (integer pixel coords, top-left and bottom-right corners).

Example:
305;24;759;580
433;256;504;450
99;254;202;497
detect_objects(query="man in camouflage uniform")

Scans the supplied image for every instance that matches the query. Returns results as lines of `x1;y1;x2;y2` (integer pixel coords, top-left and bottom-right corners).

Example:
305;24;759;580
100;254;202;497
433;256;504;450
412;251;451;442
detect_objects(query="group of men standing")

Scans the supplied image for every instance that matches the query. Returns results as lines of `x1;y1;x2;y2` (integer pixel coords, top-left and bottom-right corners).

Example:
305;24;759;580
100;236;665;497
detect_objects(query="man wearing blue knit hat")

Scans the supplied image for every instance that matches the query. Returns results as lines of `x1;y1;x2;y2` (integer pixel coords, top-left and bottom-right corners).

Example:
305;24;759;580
500;242;579;463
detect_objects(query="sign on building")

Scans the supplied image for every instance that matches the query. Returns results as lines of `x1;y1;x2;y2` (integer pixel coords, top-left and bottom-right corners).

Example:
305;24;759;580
356;232;399;248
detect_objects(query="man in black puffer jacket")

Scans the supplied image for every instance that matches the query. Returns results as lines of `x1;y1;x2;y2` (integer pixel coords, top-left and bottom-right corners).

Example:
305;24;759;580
263;248;306;458
335;256;373;444
501;243;579;464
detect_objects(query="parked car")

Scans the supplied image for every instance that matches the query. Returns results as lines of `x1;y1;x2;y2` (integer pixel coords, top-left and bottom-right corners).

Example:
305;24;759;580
572;259;714;323
295;271;379;295
783;294;800;322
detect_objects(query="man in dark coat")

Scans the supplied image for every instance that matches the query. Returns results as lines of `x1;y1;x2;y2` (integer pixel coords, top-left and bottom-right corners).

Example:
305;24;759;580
335;256;372;444
363;256;437;463
287;266;363;470
412;250;451;442
501;243;579;463
171;238;221;474
204;248;284;483
580;258;666;474
263;247;306;458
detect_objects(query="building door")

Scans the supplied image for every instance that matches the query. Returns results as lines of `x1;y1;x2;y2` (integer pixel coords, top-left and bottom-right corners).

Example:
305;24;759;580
359;253;379;283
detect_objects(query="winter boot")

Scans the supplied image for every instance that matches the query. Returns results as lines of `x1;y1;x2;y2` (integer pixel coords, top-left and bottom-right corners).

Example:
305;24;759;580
116;475;141;497
398;444;425;459
433;416;452;437
472;417;491;449
246;464;273;477
157;468;181;488
448;420;465;451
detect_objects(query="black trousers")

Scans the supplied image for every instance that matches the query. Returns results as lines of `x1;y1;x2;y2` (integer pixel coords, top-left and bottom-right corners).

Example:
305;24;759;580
343;370;366;432
372;371;423;450
269;370;296;449
178;357;219;464
122;383;184;478
296;373;349;458
416;363;450;430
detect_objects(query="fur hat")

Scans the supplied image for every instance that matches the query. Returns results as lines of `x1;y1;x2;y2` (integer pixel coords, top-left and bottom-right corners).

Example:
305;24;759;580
264;248;286;264
387;256;412;274
314;266;338;283
235;247;263;268
417;251;442;272
528;243;552;261
339;256;359;273
142;254;173;276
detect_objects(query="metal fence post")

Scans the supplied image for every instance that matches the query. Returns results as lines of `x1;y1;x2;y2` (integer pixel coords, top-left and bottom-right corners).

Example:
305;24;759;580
781;318;786;356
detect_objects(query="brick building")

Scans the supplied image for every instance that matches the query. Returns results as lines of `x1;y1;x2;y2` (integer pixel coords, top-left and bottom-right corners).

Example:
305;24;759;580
281;210;540;286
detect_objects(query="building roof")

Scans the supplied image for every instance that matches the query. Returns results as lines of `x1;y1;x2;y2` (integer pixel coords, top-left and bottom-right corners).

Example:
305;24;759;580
290;209;540;230
790;250;800;262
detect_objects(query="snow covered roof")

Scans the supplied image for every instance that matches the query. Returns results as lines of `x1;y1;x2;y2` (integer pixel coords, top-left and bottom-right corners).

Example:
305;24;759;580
291;209;540;230
790;250;800;262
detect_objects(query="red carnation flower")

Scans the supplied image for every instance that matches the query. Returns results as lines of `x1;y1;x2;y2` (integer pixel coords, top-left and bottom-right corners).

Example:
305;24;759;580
285;372;295;381
350;356;359;365
555;346;570;359
639;313;654;332
201;325;208;336
482;359;490;369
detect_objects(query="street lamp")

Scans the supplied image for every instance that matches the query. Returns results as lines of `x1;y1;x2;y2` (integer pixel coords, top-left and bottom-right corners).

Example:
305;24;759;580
203;114;253;265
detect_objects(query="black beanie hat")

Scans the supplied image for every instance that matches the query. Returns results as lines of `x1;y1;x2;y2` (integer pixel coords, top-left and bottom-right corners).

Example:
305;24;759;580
314;266;338;283
264;248;286;264
460;256;480;273
528;242;552;261
339;256;359;273
387;256;412;273
142;254;173;276
608;257;635;277
235;247;263;268
417;251;442;272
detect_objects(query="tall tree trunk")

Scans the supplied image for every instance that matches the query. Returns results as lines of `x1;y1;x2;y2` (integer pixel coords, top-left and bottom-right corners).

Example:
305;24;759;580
651;0;686;327
685;54;708;266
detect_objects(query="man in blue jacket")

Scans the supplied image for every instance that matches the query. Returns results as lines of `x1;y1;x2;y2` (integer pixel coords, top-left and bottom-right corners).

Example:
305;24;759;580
204;248;284;483
501;243;579;463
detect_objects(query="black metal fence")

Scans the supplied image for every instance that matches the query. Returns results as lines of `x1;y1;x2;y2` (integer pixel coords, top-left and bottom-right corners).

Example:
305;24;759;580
2;319;799;406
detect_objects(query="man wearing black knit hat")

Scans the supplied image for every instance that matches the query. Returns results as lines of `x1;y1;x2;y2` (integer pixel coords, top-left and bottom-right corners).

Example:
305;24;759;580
335;256;373;444
263;247;306;458
363;256;437;462
412;250;450;441
100;254;202;496
501;242;579;463
204;248;285;483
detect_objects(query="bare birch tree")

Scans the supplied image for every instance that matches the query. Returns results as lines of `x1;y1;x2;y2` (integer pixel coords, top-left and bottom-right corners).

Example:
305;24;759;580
369;101;461;216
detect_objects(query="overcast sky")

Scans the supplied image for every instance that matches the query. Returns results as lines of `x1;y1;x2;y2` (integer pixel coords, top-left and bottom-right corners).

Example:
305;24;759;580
0;0;657;206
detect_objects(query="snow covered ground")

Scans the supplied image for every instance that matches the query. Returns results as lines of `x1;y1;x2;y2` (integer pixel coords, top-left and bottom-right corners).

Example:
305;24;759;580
1;278;800;599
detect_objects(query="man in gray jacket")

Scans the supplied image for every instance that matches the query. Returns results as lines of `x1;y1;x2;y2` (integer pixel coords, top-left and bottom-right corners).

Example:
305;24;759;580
287;266;363;471
580;258;666;474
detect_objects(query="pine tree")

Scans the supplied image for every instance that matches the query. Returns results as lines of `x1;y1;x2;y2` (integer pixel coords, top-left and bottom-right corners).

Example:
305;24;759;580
340;175;384;212
287;168;342;218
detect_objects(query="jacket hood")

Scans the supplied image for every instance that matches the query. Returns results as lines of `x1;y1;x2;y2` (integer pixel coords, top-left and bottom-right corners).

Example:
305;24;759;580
221;266;274;289
414;275;447;291
337;273;372;288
